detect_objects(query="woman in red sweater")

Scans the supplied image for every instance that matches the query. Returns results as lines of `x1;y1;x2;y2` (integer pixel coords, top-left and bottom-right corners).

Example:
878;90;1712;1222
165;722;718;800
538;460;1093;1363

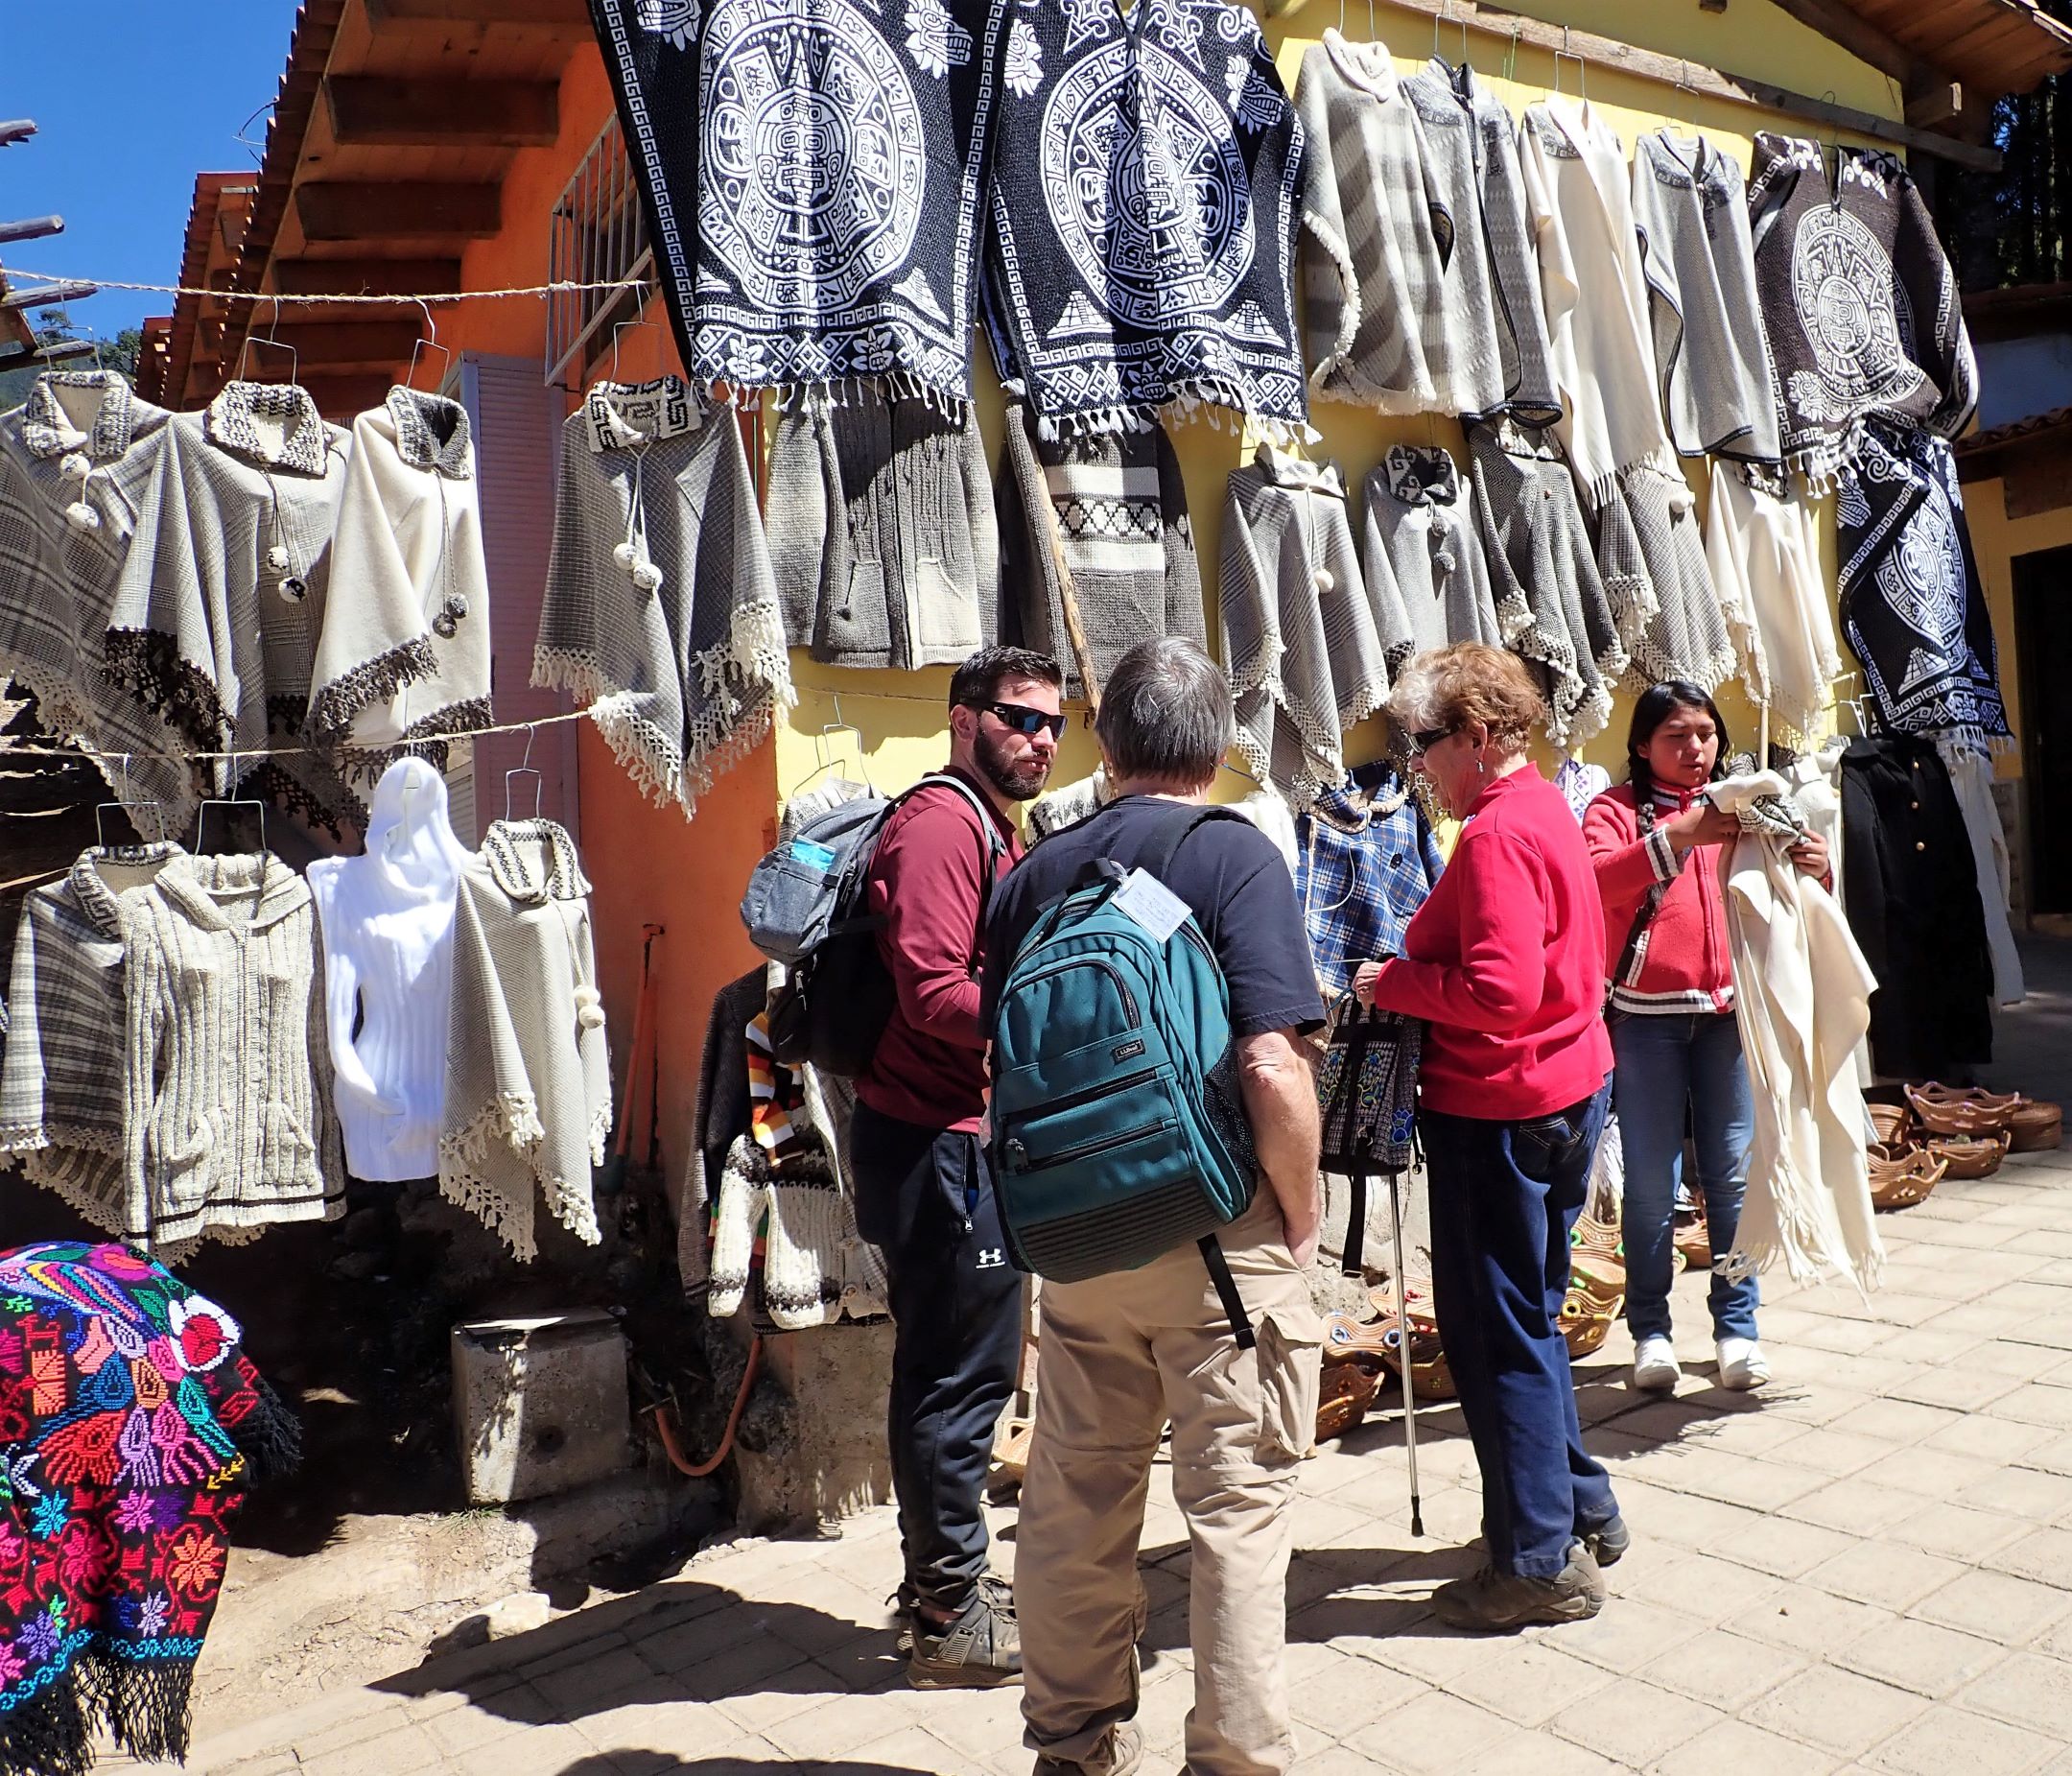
1583;683;1828;1396
1354;644;1620;1631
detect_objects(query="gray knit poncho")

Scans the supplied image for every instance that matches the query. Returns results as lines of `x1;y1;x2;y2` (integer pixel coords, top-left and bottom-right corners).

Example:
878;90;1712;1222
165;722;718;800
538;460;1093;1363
1361;443;1501;673
533;378;792;819
439;819;609;1263
996;402;1204;701
766;390;996;670
1221;444;1383;809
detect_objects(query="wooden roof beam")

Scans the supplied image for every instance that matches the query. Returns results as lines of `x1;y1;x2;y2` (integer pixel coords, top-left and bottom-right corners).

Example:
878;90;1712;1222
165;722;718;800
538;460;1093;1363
0;280;95;311
273;256;463;297
0;121;35;148
294;180;502;243
264;318;427;369
324;77;560;150
0;215;62;246
362;0;590;35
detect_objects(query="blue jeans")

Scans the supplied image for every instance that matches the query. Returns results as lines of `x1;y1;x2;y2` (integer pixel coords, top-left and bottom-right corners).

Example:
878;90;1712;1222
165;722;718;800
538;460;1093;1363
1422;1083;1619;1579
1612;1011;1759;1343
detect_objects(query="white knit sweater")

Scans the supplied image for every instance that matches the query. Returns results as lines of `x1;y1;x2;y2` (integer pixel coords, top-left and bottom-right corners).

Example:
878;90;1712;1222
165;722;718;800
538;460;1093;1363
308;758;470;1182
122;851;346;1248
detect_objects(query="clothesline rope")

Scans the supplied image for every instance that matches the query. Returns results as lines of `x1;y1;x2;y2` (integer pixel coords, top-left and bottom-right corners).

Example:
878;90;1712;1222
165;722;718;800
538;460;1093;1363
0;271;651;306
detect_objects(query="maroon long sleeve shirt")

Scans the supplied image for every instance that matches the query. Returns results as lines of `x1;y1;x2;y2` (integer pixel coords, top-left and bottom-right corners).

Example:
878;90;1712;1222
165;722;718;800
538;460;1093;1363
856;771;1023;1133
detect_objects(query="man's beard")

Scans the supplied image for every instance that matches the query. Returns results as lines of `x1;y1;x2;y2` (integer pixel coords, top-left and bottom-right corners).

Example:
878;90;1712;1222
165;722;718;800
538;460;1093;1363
975;725;1053;801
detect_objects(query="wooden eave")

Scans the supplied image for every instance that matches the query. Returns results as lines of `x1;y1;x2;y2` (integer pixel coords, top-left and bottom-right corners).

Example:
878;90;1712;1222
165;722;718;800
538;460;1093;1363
213;0;585;417
1829;0;2072;96
145;172;256;406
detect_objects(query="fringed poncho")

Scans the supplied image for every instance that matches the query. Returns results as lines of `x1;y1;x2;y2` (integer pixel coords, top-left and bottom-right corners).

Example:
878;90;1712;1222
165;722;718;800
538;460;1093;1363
1360;443;1501;672
1705;462;1840;746
1748;135;1977;485
533;378;791;818
983;0;1307;437
0;1240;299;1776
592;0;1009;411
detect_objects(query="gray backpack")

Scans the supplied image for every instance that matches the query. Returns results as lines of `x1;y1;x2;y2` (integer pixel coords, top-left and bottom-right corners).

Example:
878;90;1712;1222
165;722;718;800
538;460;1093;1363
739;774;1002;1076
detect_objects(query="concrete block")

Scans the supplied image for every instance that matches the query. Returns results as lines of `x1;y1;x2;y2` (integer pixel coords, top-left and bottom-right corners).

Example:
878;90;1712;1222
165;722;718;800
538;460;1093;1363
452;1309;630;1504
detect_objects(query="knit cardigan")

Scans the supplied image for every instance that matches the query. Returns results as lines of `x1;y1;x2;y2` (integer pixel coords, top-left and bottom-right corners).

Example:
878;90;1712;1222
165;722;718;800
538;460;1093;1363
1519;99;1677;506
1401;59;1562;426
121;852;346;1250
0;374;196;832
766;390;996;670
438;819;609;1262
307;758;470;1183
105;383;361;831
1631;130;1780;465
593;0;1009;412
1705;461;1840;746
1221;444;1382;809
1295;33;1454;416
995;402;1204;700
1360;443;1502;671
982;0;1307;437
311;390;492;768
533;378;792;818
0;843;184;1236
1747;135;1977;485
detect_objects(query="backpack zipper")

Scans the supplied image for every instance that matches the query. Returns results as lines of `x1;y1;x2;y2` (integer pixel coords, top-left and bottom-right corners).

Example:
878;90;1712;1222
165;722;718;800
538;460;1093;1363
1009;955;1141;1025
1004;1113;1173;1172
1007;1068;1158;1123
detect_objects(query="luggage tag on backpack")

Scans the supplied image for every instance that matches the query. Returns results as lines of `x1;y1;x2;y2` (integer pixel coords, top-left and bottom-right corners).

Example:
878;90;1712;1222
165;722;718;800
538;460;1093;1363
1110;868;1190;942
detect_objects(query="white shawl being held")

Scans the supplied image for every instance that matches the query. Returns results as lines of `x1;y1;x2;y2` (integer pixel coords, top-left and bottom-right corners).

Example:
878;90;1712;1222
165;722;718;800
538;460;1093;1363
1710;771;1882;1292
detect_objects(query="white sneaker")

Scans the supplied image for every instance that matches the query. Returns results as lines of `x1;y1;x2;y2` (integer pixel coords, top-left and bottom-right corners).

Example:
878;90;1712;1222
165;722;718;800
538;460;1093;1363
1717;1338;1771;1390
1633;1334;1681;1392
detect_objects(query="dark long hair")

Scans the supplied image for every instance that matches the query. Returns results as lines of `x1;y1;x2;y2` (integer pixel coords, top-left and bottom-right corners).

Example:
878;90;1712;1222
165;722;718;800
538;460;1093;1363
1627;680;1729;833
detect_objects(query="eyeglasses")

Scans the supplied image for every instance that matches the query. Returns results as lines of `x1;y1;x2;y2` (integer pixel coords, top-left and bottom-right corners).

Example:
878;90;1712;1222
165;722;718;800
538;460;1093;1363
1404;724;1456;757
977;700;1066;740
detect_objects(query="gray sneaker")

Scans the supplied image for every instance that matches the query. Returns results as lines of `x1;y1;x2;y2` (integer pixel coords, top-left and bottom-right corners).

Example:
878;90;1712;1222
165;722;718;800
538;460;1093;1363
1432;1539;1606;1631
1037;1721;1144;1775
906;1579;1022;1689
1583;1514;1631;1569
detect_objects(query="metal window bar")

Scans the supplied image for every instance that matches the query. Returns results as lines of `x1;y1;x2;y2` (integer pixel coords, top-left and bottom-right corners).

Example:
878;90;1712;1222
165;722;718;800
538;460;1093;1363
546;112;657;390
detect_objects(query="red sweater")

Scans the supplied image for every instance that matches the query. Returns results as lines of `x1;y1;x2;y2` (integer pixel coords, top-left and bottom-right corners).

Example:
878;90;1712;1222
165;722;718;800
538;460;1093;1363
1370;765;1613;1121
857;772;1023;1133
1581;783;1733;1015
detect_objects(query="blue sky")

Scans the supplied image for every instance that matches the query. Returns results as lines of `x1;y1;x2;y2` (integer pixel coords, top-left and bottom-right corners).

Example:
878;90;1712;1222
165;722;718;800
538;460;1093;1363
2;1;301;342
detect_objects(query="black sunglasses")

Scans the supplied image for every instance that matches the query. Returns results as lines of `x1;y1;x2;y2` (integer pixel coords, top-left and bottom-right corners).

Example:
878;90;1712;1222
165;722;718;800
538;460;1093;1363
977;700;1066;740
1404;724;1456;756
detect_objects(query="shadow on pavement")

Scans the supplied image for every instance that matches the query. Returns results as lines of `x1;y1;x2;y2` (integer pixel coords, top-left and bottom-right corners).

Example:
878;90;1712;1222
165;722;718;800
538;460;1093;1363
560;1762;936;1775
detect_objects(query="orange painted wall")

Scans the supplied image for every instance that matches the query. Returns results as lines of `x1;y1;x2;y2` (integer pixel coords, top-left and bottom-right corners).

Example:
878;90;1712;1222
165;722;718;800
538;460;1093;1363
441;43;776;1202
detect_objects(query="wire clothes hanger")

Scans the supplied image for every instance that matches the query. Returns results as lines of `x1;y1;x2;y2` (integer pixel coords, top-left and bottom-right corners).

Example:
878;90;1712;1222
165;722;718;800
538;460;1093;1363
1553;26;1587;101
93;755;166;849
610;312;664;386
1433;0;1468;68
786;695;873;799
505;723;544;822
234;295;298;387
406;297;454;393
194;795;269;858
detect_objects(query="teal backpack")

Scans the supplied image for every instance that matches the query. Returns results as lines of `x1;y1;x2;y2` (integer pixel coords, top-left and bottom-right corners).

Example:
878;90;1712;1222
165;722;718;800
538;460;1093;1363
988;809;1260;1345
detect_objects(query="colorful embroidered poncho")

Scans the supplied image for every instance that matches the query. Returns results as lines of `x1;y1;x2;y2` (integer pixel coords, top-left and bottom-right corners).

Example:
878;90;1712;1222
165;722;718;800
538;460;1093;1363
0;1241;297;1776
983;0;1307;437
592;0;1009;410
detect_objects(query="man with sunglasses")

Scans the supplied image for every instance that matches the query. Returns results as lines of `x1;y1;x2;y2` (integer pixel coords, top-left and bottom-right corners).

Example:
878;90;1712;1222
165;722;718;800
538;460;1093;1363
852;645;1064;1690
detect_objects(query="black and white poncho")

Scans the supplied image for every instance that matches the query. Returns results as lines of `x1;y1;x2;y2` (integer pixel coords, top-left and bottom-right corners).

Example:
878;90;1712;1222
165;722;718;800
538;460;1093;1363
592;0;1008;411
1837;421;2009;747
1748;135;1977;485
983;0;1307;438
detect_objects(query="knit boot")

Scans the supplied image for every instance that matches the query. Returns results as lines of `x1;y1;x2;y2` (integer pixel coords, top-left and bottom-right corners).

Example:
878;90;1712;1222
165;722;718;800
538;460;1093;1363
763;1159;841;1330
706;1136;768;1320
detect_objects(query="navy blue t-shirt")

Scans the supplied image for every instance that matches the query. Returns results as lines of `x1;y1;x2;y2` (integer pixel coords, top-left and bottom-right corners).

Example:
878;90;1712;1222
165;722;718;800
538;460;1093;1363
980;795;1324;1038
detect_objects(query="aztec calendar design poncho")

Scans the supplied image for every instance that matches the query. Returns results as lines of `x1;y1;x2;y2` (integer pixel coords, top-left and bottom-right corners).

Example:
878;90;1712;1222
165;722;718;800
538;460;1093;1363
0;1242;297;1776
982;0;1308;437
592;0;1009;410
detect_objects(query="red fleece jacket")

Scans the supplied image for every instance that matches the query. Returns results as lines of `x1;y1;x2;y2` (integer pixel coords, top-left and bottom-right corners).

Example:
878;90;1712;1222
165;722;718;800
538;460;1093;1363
1370;765;1613;1121
1582;782;1734;1015
857;772;1022;1133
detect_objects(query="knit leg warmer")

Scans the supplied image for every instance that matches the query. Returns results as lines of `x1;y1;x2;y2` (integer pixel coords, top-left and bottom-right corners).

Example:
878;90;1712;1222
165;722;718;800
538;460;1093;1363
706;1136;767;1320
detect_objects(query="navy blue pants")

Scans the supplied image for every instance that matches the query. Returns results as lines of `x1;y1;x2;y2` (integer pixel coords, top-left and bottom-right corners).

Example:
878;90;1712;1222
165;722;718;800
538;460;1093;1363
1421;1082;1619;1579
852;1100;1024;1615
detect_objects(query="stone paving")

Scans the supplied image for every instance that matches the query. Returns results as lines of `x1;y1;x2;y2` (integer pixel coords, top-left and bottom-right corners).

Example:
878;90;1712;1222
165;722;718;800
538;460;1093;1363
177;954;2072;1776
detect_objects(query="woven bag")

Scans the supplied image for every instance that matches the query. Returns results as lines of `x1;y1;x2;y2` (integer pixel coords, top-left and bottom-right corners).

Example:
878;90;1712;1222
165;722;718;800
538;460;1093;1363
2011;1100;2063;1152
1925;1128;2011;1178
1907;1083;2018;1138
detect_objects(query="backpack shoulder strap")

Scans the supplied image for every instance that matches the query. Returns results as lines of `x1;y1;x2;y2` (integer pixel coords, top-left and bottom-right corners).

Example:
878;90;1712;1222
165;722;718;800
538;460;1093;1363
1148;804;1254;881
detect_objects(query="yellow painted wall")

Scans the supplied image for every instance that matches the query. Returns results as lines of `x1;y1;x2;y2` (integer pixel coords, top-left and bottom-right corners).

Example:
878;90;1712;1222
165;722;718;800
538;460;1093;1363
772;0;1897;809
1950;473;2066;784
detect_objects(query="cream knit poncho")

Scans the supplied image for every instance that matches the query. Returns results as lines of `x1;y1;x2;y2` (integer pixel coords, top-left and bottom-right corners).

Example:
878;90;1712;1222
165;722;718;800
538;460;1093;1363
438;818;609;1262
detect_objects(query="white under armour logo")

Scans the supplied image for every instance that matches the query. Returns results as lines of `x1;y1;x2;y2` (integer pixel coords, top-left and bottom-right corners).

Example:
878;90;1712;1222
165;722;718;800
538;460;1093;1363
976;1248;1006;1268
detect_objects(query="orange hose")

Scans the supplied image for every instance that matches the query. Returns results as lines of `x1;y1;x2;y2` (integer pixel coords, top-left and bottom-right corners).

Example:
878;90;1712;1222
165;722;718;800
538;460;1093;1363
649;1334;764;1478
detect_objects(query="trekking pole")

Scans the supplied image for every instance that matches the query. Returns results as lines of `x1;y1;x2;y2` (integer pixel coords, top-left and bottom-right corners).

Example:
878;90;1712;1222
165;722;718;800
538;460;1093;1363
1387;1167;1424;1537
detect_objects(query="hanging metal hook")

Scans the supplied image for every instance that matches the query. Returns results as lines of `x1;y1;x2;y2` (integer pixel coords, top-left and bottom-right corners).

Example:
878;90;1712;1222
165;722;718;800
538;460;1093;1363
505;723;544;822
235;294;298;386
407;296;453;393
610;311;663;386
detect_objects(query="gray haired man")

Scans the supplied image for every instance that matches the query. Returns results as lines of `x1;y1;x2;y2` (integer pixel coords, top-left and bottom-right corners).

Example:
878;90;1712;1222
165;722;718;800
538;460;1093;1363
982;639;1327;1776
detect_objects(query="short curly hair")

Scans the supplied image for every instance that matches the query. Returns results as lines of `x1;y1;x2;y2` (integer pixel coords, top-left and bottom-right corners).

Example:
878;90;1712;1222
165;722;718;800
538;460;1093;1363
1388;643;1545;755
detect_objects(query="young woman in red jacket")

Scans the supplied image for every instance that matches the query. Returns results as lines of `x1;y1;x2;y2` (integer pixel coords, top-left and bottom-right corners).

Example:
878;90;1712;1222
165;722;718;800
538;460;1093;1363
1354;644;1621;1630
1583;682;1828;1395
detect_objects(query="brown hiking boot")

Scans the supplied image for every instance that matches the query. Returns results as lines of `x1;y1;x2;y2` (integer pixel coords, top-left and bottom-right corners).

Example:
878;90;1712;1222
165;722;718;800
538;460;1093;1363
1431;1539;1606;1631
907;1578;1022;1689
1037;1721;1144;1775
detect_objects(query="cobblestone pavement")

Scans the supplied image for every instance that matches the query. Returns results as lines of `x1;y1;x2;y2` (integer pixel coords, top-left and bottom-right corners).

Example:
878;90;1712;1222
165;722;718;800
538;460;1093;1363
176;953;2072;1775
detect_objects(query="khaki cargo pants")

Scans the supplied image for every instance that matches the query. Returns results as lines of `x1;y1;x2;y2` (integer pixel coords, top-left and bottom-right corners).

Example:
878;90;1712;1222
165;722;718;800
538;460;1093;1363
1017;1193;1324;1776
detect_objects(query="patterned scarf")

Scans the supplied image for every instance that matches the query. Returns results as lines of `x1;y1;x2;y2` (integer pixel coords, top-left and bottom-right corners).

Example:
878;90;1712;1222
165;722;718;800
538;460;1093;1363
0;1241;297;1776
1747;135;1977;485
592;0;1008;411
1837;422;2010;747
982;0;1307;437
